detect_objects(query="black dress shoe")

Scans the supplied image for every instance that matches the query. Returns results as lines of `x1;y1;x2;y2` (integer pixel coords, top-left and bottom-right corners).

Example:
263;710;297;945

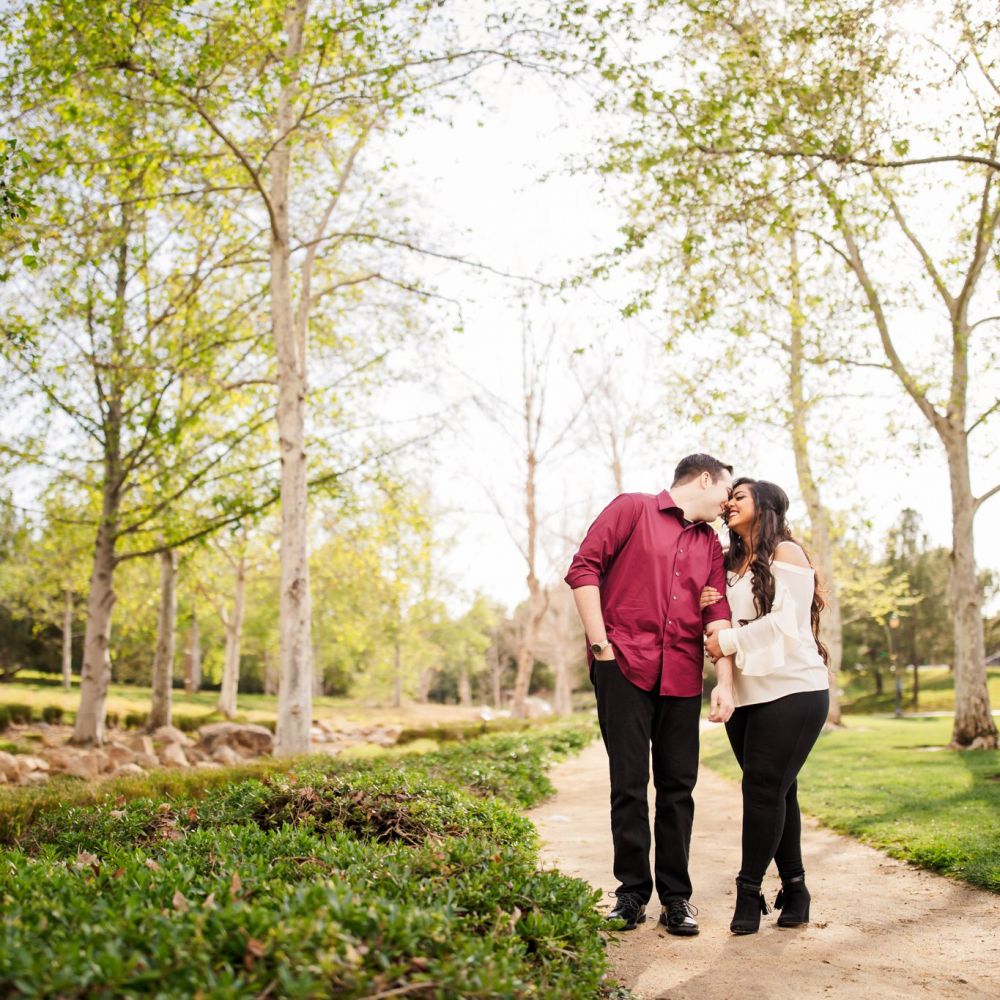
660;898;700;936
606;892;647;930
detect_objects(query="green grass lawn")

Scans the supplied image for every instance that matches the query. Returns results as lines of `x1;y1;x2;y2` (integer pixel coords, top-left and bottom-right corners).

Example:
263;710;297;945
701;716;1000;893
0;672;497;730
840;667;1000;714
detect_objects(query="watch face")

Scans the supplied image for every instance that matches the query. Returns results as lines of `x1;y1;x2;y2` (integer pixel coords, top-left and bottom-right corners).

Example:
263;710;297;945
591;643;603;654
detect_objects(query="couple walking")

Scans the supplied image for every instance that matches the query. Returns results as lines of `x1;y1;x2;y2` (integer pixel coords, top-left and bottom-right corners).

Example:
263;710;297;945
566;453;829;936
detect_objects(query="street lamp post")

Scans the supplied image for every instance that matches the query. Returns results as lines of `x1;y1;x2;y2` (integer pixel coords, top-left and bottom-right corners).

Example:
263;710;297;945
888;612;902;718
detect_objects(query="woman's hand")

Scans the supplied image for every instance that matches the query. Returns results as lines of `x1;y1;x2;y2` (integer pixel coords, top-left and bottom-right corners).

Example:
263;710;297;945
704;629;723;661
699;586;723;610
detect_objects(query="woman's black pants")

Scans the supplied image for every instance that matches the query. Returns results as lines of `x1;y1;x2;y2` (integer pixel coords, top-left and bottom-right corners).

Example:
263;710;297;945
594;658;701;905
724;689;829;885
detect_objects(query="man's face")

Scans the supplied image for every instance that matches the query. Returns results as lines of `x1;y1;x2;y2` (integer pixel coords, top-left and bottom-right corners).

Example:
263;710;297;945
702;470;733;522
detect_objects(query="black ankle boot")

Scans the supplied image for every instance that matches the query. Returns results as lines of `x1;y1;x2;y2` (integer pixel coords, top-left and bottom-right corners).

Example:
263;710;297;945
775;875;811;927
730;878;770;935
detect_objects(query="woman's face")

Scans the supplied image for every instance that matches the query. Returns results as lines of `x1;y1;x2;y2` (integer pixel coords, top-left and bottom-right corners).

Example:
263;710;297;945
724;483;755;533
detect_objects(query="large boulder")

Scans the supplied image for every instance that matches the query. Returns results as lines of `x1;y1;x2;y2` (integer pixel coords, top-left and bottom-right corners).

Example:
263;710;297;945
17;755;50;774
159;742;190;768
197;722;273;756
0;751;20;781
211;744;241;767
123;734;156;758
113;762;145;778
64;753;102;781
152;725;194;748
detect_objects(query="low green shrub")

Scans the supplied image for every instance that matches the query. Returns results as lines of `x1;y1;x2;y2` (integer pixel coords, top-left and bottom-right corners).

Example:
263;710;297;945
41;705;64;725
174;714;206;733
0;706;9;732
0;721;607;997
5;703;32;725
123;711;148;730
104;711;120;730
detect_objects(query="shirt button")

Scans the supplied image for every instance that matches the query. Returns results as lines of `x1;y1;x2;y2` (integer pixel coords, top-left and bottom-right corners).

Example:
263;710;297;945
673;595;678;600
675;571;680;576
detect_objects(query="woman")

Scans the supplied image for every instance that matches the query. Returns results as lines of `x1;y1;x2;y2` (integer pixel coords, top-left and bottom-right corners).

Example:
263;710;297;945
702;477;830;935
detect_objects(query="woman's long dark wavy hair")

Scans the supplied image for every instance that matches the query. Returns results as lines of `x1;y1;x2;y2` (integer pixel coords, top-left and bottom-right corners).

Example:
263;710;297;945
724;477;829;666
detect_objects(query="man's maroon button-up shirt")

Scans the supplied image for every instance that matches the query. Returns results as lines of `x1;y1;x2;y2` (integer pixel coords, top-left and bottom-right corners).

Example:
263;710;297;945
565;490;732;697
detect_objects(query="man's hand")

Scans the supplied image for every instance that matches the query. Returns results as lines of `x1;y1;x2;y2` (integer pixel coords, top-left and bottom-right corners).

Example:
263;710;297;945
708;683;735;724
704;629;724;662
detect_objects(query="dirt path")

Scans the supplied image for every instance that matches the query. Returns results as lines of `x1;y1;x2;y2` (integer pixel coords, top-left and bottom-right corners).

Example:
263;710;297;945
527;737;1000;1000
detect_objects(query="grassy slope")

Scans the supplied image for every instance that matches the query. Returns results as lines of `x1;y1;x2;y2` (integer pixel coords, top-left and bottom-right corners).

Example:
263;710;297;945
0;722;611;998
701;716;1000;893
839;667;1000;714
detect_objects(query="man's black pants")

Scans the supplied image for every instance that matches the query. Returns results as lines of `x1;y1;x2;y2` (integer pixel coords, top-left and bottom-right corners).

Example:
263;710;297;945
594;658;701;905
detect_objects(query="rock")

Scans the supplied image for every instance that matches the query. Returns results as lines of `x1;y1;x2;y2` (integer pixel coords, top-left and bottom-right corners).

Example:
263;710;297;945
159;742;190;768
152;725;194;748
0;751;21;781
211;744;241;767
43;749;73;773
22;771;49;786
106;742;137;768
314;719;336;735
65;753;102;781
133;752;159;769
17;755;50;774
0;771;6;783
197;722;273;756
194;761;222;770
40;730;64;748
124;734;156;757
310;725;326;741
113;762;145;778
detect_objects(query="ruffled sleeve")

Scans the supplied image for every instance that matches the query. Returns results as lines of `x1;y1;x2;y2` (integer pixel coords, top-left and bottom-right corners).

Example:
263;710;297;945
717;564;814;677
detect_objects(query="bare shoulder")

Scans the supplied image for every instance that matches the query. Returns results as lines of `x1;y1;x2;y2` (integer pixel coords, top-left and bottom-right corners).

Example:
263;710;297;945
773;541;810;567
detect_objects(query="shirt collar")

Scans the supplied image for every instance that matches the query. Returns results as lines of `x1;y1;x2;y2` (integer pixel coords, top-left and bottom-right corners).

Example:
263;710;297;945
658;489;712;530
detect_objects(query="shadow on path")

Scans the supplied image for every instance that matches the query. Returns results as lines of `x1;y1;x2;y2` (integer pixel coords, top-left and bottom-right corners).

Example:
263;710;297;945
527;738;1000;1000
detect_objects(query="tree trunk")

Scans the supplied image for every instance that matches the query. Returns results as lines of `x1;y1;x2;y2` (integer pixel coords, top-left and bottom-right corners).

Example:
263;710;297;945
488;642;501;708
873;664;883;696
552;648;572;716
458;667;472;707
945;433;997;748
416;666;435;703
184;615;201;694
218;553;246;720
272;0;313;756
61;588;73;690
512;589;548;716
263;648;278;696
788;232;843;726
71;500;119;745
147;548;178;731
393;635;403;708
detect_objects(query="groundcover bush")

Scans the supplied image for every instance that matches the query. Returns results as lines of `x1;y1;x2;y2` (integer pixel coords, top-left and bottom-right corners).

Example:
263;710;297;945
0;722;607;998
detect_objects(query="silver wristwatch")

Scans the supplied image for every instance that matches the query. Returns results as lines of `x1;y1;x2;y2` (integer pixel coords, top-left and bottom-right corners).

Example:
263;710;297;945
590;640;611;655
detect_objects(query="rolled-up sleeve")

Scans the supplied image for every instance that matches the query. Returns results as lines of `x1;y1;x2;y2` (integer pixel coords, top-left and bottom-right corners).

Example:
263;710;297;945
565;494;640;589
701;534;732;626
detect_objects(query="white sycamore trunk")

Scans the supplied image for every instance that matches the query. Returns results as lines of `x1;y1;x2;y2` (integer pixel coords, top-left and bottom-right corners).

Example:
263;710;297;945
71;503;119;745
147;548;178;731
218;553;246;720
61;588;73;690
184;615;201;694
271;0;313;756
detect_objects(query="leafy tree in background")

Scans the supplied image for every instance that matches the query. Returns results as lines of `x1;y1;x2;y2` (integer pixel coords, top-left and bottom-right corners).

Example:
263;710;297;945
560;0;999;747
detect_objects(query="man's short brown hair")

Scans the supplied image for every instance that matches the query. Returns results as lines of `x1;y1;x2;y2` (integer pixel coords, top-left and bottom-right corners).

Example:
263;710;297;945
671;453;733;487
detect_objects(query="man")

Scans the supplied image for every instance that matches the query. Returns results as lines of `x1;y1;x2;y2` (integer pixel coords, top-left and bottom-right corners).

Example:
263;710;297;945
565;453;737;935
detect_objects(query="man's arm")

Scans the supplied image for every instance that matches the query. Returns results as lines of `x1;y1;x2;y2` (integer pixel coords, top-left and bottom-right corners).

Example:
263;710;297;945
572;585;615;660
